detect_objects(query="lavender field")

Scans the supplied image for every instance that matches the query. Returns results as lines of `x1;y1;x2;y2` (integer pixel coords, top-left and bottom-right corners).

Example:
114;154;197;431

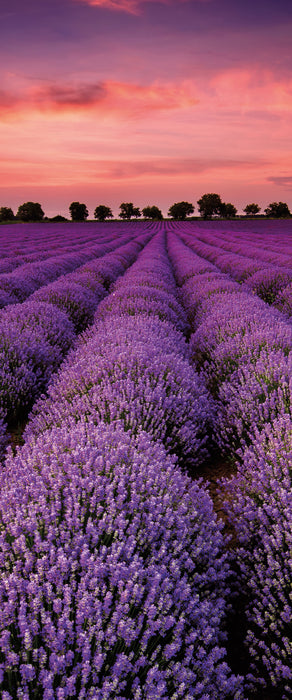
0;219;291;699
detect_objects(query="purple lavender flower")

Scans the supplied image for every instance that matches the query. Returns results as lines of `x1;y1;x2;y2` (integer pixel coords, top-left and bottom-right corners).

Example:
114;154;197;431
275;280;292;317
25;233;212;465
215;348;292;453
244;267;292;304
26;341;212;465
31;281;99;333
0;410;7;458
222;414;292;697
0;421;243;698
0;301;75;355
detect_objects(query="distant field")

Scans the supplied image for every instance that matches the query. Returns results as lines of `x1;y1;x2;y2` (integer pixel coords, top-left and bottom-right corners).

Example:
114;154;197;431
0;219;291;699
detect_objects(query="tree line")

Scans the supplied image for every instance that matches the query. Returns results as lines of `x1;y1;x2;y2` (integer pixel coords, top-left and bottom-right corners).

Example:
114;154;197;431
0;196;291;223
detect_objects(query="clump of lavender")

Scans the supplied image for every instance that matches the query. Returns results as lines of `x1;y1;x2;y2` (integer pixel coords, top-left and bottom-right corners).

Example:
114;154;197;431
0;301;76;356
180;273;241;326
0;323;62;423
0;421;243;699
95;285;189;334
0;272;36;302
222;414;292;698
75;315;190;360
0;289;18;309
215;348;292;453
189;292;277;364
0;410;7;458
0;302;76;424
31;280;100;333
275;280;292;317
25;326;212;466
243;266;292;304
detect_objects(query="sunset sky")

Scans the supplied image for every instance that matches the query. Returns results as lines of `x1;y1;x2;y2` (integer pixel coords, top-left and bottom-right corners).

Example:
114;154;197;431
1;0;292;217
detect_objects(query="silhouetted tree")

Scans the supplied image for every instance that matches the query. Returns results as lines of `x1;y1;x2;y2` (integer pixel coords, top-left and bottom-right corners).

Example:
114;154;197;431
16;202;44;222
94;205;113;222
49;215;68;222
264;201;291;218
221;202;237;218
197;193;223;219
0;207;14;222
244;203;261;216
142;205;163;220
119;203;141;220
168;201;194;220
69;202;89;222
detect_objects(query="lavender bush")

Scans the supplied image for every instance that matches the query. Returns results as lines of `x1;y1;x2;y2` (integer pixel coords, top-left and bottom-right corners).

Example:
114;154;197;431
215;348;292;453
31;281;101;333
222;415;292;697
26;334;212;465
0;272;37;302
0;301;75;356
96;287;189;334
275;280;292;317
0;304;75;425
75;314;190;360
0;421;243;699
243;267;292;304
0;410;7;458
0;290;18;309
0;324;61;422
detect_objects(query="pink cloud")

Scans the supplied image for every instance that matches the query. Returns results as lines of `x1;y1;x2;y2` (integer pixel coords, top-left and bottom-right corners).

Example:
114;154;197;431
75;0;212;14
0;79;198;120
90;156;269;180
77;0;147;13
0;154;269;189
211;67;292;114
75;0;185;14
3;67;290;125
267;176;292;189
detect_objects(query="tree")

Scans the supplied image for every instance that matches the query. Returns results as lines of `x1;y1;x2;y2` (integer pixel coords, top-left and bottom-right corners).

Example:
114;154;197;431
142;205;163;220
16;202;44;222
119;203;141;220
69;202;89;222
197;193;224;219
221;202;237;219
264;201;291;218
0;207;14;222
244;203;261;216
94;205;113;222
49;215;68;222
168;201;194;220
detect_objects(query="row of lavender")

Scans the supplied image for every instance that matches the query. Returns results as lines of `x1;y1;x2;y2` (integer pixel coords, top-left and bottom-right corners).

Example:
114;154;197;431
167;226;292;697
0;228;154;455
0;224;122;282
0;223;144;307
0;222;142;259
0;231;243;698
173;219;292;313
